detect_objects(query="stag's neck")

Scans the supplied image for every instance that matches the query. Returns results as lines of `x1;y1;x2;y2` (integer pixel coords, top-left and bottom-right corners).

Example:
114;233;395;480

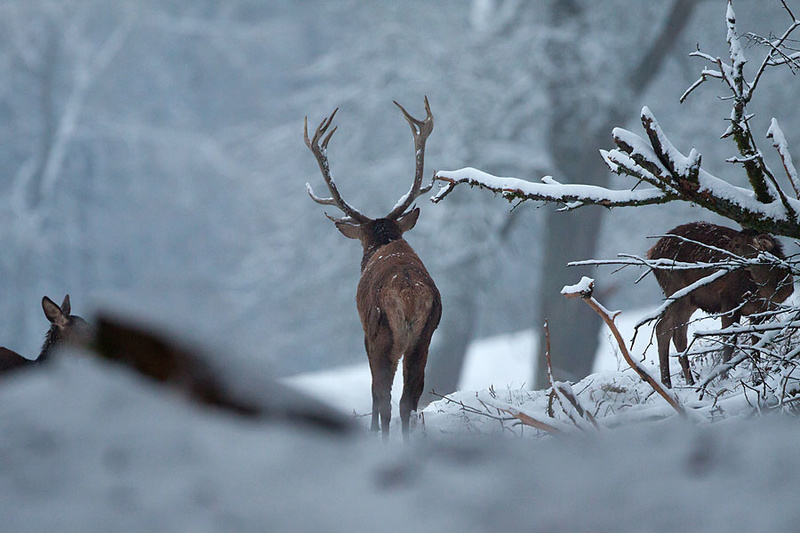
361;238;412;272
37;326;61;363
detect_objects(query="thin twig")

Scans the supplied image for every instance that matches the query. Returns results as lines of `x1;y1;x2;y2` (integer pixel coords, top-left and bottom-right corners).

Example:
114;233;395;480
542;320;599;430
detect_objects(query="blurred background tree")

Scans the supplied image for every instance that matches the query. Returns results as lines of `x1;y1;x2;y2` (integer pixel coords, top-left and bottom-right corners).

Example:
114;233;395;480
0;0;796;397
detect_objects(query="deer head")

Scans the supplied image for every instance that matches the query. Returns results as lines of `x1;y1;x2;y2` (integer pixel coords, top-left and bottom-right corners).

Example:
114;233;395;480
729;229;795;305
0;294;92;375
40;294;93;361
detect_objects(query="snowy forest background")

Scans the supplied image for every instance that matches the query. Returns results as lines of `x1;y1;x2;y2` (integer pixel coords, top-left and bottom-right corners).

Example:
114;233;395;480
1;1;798;391
4;1;800;531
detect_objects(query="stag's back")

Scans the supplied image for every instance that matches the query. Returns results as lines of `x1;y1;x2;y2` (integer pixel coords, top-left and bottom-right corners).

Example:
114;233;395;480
357;239;441;353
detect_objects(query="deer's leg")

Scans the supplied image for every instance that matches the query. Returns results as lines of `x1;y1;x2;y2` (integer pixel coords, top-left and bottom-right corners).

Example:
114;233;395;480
673;321;694;386
366;332;395;440
655;316;673;389
748;314;764;362
399;332;433;442
671;300;696;386
657;300;694;388
720;311;740;363
669;308;694;386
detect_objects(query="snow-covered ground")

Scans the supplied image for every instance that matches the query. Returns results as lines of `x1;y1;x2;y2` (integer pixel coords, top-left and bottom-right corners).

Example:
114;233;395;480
285;307;678;416
2;309;798;532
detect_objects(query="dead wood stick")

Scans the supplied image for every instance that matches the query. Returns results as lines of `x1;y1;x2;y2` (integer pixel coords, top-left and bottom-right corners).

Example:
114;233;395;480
561;277;687;419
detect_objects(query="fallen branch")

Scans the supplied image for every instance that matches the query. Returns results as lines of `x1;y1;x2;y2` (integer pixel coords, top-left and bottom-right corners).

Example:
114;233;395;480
561;277;688;419
431;391;564;435
487;401;564;434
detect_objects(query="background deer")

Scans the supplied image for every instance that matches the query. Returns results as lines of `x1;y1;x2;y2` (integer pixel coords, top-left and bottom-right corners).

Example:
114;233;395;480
648;222;794;388
305;97;442;441
0;295;92;374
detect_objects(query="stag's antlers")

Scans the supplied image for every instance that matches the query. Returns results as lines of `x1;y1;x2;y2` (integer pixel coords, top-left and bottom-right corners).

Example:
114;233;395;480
304;109;369;224
304;97;435;223
387;96;434;220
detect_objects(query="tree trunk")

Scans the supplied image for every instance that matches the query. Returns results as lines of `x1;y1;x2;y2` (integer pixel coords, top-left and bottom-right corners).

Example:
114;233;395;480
534;0;698;388
535;133;611;388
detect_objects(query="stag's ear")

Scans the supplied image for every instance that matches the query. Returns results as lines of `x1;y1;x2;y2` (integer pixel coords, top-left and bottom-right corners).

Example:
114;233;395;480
61;294;71;315
335;221;362;240
397;207;420;234
42;296;67;326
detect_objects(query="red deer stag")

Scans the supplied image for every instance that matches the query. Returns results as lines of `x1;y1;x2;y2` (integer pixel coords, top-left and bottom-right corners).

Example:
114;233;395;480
0;295;92;374
648;222;793;388
304;97;442;441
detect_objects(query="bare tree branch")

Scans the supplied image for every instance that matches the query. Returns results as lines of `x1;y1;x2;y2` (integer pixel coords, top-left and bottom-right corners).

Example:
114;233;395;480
432;2;800;239
561;277;689;419
767;118;800;198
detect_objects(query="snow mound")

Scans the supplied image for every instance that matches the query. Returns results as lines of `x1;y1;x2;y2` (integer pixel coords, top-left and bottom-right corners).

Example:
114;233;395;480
2;348;800;531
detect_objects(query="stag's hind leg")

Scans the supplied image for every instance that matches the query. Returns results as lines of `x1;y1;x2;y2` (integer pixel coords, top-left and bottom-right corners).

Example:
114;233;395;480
366;332;396;441
399;330;436;442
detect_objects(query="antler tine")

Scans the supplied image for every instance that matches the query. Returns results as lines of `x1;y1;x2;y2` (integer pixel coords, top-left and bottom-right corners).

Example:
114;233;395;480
304;108;369;224
388;96;435;220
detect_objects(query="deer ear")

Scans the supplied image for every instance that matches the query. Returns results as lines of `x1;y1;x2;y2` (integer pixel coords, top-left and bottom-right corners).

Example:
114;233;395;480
335;221;362;240
61;294;71;315
397;207;420;233
42;296;67;326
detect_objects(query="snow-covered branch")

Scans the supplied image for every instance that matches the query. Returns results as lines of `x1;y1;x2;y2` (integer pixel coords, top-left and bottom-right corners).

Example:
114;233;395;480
434;104;800;237
610;107;800;235
432;1;800;239
432;166;675;209
767;118;800;198
748;0;800;91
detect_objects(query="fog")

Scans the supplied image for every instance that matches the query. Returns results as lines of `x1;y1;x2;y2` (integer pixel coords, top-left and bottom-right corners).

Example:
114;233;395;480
1;0;796;380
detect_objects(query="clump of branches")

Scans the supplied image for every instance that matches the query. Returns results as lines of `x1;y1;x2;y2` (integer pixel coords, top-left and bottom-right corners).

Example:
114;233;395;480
430;389;567;436
431;272;800;436
432;0;800;238
428;318;607;434
562;276;800;418
570;235;800;393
